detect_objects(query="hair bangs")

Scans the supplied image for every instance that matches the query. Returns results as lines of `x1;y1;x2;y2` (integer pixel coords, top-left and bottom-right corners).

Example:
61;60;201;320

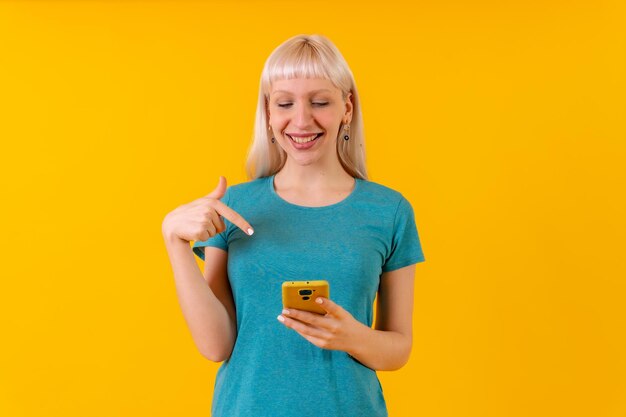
263;39;343;95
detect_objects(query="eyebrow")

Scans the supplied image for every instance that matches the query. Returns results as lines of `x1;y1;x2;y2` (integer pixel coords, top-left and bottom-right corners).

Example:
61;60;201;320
272;89;332;95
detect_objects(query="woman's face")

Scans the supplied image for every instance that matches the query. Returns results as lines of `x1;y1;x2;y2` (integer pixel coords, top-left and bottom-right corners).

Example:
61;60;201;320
267;77;352;167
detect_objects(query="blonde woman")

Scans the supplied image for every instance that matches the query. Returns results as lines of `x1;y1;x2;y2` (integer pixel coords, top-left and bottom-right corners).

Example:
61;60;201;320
162;34;425;417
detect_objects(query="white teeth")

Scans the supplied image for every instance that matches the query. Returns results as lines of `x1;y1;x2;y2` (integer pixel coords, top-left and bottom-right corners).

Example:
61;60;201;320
288;134;320;144
291;135;317;143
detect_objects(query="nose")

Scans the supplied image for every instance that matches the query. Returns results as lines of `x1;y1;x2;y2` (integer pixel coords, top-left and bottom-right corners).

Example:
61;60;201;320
293;101;314;126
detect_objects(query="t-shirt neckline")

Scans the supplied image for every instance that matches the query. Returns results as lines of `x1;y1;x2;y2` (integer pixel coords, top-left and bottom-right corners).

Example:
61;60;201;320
268;174;360;211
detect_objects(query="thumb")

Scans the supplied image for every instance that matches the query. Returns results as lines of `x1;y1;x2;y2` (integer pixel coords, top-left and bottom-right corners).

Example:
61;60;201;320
315;297;344;317
206;176;227;199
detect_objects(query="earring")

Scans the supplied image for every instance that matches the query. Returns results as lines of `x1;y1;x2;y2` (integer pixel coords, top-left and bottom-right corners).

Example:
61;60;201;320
343;123;350;141
268;125;275;143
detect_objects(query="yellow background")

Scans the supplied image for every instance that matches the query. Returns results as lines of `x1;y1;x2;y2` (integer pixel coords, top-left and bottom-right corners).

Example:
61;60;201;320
1;1;625;416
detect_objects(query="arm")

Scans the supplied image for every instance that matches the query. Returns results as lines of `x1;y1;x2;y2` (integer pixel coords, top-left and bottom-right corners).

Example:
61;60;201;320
162;230;236;362
347;263;416;371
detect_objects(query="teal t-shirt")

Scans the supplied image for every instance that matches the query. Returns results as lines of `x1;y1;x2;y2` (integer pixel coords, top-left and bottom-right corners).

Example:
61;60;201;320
192;174;425;417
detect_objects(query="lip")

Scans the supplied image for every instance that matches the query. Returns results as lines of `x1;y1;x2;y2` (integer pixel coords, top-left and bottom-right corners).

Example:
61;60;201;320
288;133;323;150
286;132;323;137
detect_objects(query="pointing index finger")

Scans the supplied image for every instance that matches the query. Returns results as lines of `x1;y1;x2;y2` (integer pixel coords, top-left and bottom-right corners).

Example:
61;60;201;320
212;199;254;236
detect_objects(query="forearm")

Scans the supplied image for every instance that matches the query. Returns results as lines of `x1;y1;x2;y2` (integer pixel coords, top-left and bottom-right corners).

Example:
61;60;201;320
163;231;235;362
347;322;412;371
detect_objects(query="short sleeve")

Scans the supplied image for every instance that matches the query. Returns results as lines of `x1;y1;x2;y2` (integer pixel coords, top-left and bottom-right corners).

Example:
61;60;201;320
382;196;425;273
192;187;231;261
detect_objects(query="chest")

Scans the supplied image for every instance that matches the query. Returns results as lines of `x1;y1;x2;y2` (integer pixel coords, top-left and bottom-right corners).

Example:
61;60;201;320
274;189;353;207
224;210;392;314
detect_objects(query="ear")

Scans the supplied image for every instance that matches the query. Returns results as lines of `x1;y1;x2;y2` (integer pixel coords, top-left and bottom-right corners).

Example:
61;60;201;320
344;92;353;120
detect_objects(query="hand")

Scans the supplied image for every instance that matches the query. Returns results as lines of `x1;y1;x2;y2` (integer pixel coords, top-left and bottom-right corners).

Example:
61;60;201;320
162;176;254;243
277;297;366;353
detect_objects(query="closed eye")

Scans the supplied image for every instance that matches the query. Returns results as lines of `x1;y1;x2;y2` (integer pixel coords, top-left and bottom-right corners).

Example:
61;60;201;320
278;102;329;108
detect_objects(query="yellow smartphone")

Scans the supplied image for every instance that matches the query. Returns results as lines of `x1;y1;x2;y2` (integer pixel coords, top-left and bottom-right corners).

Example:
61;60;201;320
282;280;330;315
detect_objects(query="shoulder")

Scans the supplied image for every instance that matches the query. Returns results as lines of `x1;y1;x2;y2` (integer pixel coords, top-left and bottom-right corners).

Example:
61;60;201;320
357;178;408;208
223;176;270;206
227;176;267;193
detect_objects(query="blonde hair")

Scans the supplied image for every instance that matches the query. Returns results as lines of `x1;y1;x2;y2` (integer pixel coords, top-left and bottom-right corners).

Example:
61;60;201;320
245;34;368;180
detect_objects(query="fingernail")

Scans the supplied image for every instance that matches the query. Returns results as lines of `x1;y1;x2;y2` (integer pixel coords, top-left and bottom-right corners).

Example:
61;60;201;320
277;315;285;322
316;298;323;304
247;228;254;236
282;309;289;315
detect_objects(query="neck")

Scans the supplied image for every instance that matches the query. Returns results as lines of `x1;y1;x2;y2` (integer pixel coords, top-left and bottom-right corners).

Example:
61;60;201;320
275;159;353;191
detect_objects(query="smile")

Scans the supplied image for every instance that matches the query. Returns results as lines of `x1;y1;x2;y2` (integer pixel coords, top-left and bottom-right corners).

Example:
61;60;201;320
287;133;323;143
287;133;323;150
